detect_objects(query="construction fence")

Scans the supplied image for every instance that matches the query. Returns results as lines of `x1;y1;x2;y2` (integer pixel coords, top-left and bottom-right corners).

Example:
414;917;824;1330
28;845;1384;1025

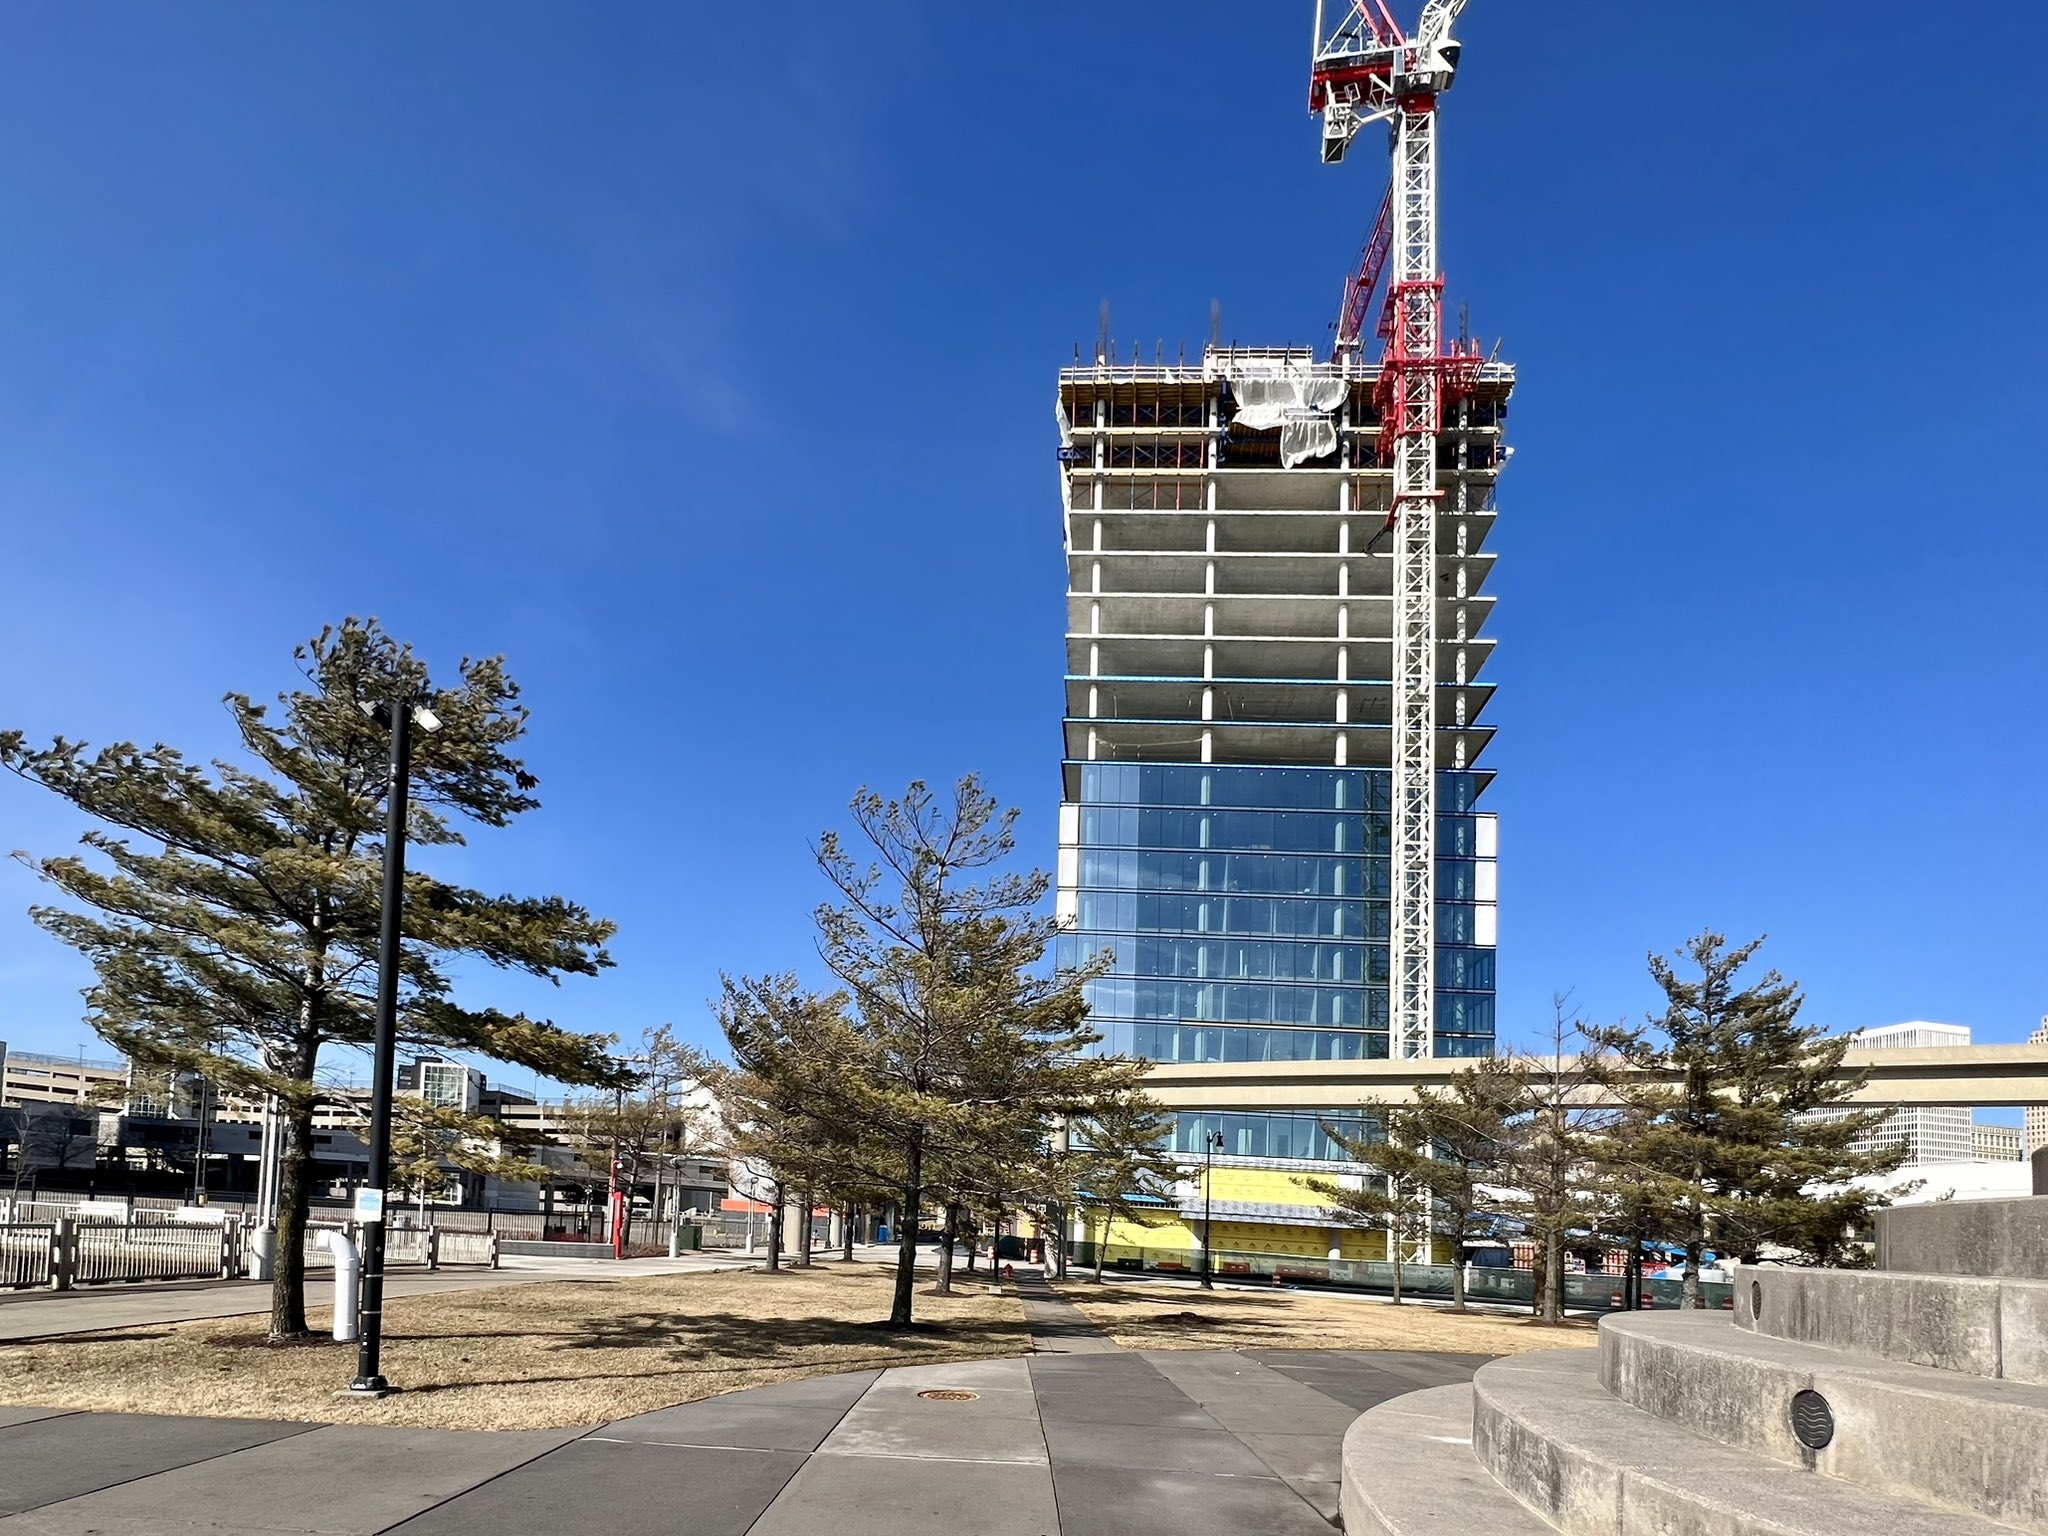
1067;1240;1737;1313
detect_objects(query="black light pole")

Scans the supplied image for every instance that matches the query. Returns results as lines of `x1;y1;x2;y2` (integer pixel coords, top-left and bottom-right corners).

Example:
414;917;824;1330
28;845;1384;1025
351;696;417;1396
1199;1130;1224;1290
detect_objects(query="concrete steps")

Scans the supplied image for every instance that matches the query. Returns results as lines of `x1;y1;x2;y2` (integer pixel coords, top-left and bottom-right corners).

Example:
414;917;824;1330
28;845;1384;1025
1602;1308;2048;1531
1737;1262;2048;1383
1471;1347;2024;1536
1337;1199;2048;1534
1337;1384;1554;1536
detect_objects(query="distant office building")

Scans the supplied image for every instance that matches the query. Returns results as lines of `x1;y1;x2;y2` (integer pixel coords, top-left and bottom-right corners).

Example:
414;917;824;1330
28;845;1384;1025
2027;1016;2048;1159
1973;1121;2023;1163
1839;1022;1975;1166
399;1056;485;1113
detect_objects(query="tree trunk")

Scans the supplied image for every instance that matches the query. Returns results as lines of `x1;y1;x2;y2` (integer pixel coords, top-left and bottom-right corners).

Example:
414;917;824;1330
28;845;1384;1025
1681;1197;1704;1309
1093;1209;1106;1281
936;1204;959;1294
842;1205;855;1263
1053;1206;1069;1279
1449;1216;1468;1311
766;1179;784;1272
890;1145;922;1327
268;1089;317;1340
1389;1224;1404;1306
797;1186;813;1267
1542;1232;1565;1323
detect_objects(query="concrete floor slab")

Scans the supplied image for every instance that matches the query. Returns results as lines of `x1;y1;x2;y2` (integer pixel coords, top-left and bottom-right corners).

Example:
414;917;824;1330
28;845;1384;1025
4;1424;576;1536
597;1369;879;1451
1042;1420;1272;1477
1235;1430;1342;1484
0;1412;314;1517
1141;1351;1357;1435
1025;1352;1163;1380
1283;1476;1340;1523
1031;1388;1224;1431
1048;1465;1333;1536
0;1406;72;1429
819;1398;1049;1463
866;1357;1037;1396
751;1451;1058;1536
386;1439;805;1536
1251;1349;1484;1410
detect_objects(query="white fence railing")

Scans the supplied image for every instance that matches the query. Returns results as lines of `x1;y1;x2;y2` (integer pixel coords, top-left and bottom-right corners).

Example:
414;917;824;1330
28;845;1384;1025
71;1214;239;1286
3;1212;494;1292
0;1222;57;1289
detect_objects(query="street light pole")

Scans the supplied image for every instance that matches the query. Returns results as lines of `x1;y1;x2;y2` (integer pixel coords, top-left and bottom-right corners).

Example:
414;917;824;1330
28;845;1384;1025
351;695;420;1397
1200;1130;1223;1290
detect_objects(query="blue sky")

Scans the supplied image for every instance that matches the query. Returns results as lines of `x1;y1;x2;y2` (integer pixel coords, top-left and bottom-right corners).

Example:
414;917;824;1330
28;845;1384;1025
1;2;2044;1084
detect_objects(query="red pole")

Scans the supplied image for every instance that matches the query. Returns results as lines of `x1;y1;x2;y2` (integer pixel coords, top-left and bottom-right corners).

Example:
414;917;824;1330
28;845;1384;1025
610;1156;625;1259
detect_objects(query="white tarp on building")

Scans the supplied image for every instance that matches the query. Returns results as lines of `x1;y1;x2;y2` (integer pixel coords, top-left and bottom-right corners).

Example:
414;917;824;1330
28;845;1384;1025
1229;367;1346;468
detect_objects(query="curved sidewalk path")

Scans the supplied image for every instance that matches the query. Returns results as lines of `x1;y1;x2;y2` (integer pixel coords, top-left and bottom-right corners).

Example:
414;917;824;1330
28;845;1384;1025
0;1279;1487;1536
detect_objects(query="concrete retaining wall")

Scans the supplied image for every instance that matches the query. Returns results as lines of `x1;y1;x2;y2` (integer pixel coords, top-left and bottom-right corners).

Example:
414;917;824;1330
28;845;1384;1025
498;1239;618;1260
1875;1195;2048;1279
1734;1264;2048;1382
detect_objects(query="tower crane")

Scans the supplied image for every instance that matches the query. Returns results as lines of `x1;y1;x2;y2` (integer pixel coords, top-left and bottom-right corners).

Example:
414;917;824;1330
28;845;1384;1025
1309;1;1482;1062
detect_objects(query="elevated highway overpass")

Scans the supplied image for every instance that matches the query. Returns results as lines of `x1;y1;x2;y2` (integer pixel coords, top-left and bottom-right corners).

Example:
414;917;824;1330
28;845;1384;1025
1139;1043;2048;1111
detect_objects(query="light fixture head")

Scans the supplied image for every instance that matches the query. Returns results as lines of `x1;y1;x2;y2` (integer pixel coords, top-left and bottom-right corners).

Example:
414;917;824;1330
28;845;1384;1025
412;706;442;733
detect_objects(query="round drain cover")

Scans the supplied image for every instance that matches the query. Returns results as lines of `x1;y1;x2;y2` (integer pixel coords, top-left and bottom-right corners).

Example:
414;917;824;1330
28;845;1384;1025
1750;1280;1763;1317
1790;1389;1834;1450
917;1389;979;1402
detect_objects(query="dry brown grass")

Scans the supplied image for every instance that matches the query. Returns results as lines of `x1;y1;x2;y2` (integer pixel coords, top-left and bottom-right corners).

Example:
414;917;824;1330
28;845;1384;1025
1055;1275;1596;1355
0;1263;1028;1431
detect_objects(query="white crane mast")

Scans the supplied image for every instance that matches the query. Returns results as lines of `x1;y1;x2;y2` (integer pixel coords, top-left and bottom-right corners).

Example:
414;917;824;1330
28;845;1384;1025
1310;0;1471;1061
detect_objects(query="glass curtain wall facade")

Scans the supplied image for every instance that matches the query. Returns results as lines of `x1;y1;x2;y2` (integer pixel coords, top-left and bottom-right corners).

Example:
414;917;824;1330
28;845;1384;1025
1057;762;1497;1066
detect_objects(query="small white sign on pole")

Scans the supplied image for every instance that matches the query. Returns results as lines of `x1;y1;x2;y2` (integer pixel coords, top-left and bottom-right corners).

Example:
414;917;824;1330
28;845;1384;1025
354;1186;386;1224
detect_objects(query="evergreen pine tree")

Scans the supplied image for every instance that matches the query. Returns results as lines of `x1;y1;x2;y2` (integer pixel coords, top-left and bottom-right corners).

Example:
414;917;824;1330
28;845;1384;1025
2;620;621;1337
1591;932;1905;1307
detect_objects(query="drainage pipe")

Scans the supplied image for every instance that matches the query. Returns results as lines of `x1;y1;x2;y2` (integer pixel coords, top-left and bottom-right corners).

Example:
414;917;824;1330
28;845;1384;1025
317;1228;362;1342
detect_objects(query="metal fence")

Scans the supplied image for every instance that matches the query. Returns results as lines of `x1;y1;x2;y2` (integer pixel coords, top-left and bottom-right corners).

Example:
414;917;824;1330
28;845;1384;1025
1;1211;491;1293
435;1230;497;1266
0;1221;56;1289
71;1213;239;1287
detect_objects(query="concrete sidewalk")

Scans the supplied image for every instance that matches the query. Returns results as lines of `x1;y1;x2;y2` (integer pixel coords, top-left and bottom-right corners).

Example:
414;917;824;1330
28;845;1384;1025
0;1250;753;1343
0;1346;1488;1534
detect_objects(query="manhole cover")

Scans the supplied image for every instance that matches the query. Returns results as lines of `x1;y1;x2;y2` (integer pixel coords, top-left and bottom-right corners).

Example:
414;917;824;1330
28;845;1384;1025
917;1389;980;1402
1790;1389;1834;1450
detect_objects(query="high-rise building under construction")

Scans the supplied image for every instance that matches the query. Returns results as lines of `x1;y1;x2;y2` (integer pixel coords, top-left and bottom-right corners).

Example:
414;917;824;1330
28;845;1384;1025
1054;342;1513;1263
